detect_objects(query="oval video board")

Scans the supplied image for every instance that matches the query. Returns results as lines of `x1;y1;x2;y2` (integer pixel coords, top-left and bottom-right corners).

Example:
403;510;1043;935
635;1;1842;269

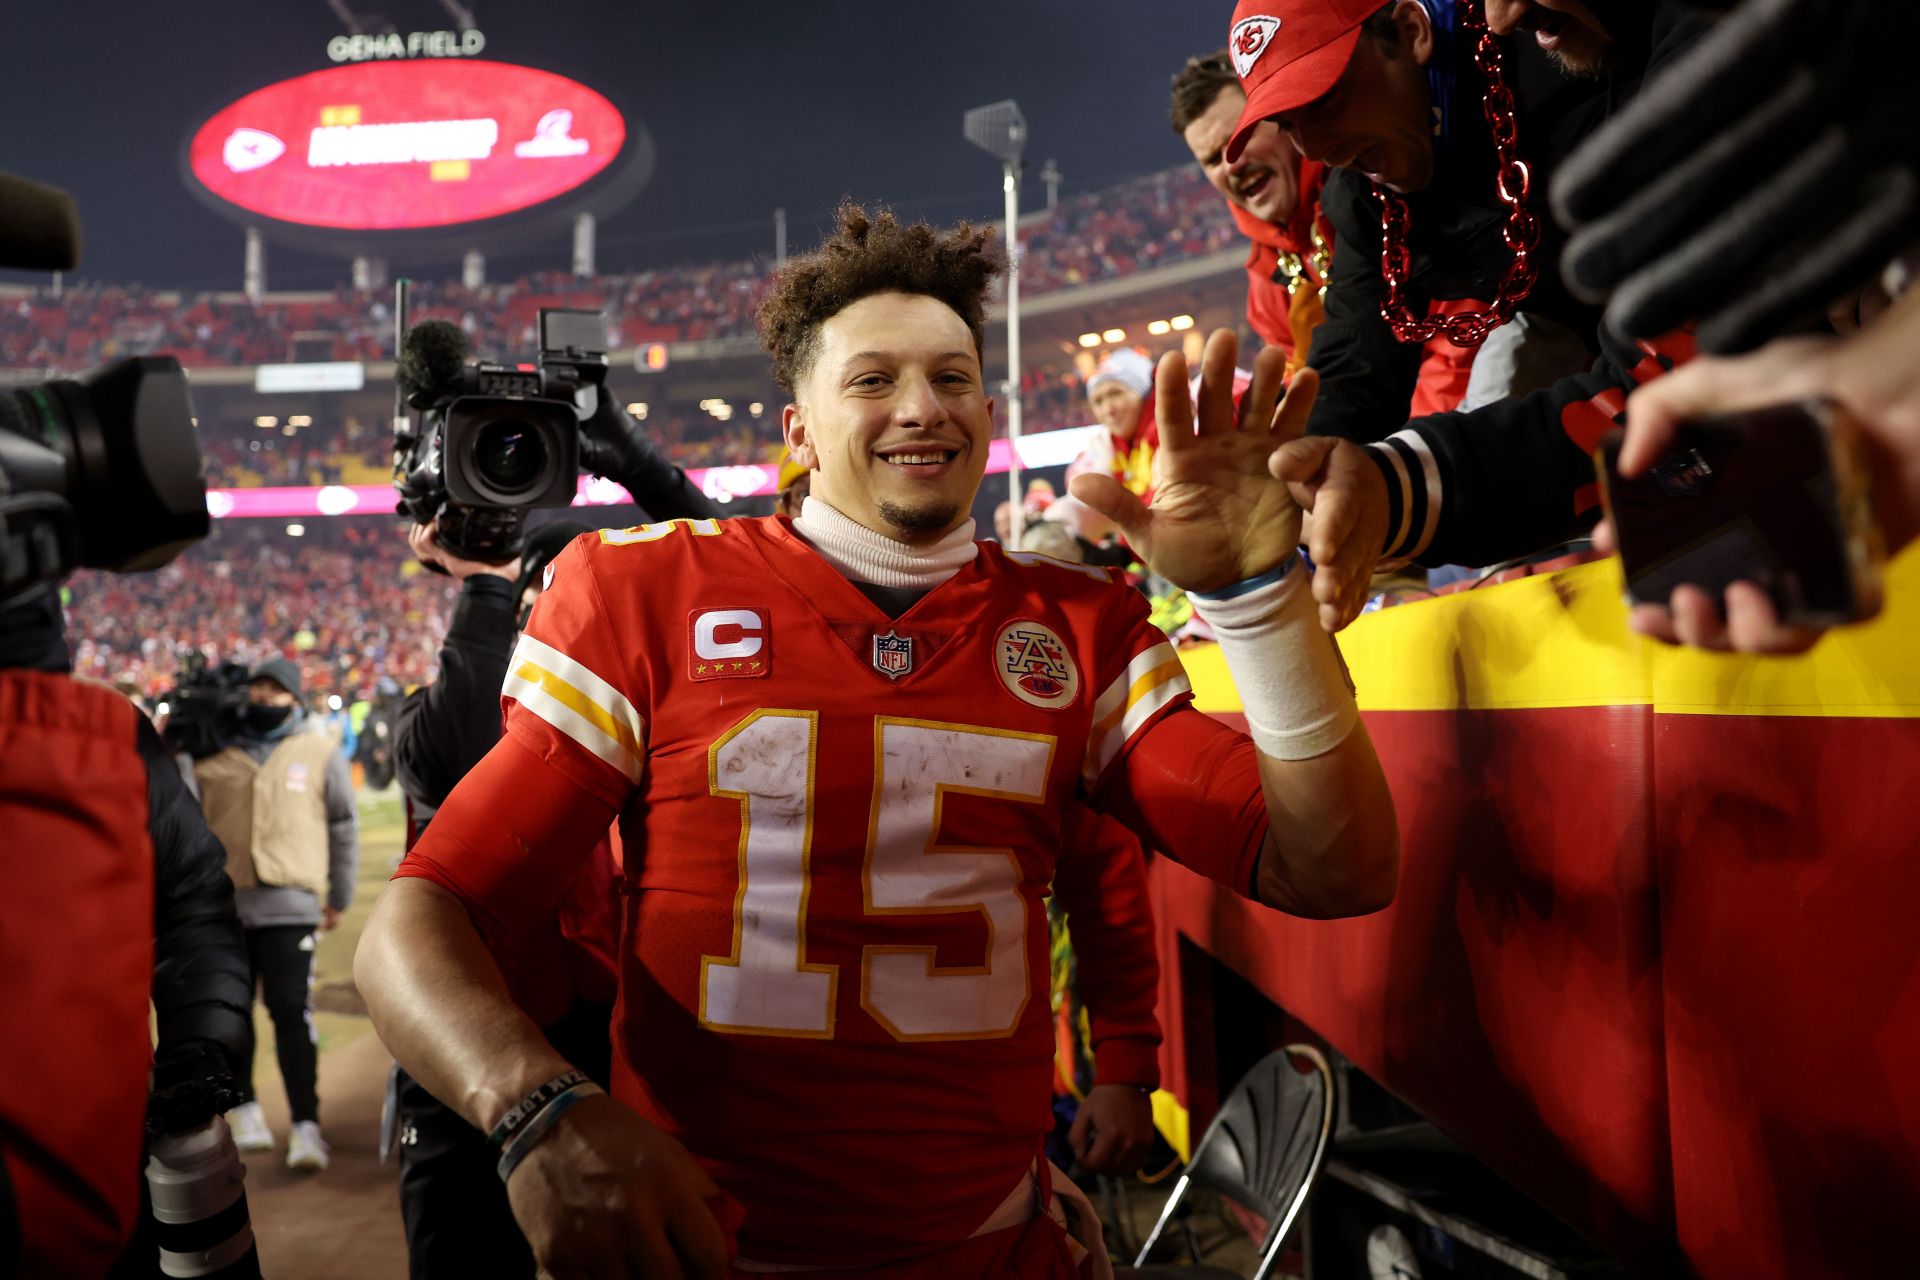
186;61;626;231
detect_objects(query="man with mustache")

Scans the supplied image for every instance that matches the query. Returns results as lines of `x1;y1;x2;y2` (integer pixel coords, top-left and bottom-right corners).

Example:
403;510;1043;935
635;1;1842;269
1172;47;1479;412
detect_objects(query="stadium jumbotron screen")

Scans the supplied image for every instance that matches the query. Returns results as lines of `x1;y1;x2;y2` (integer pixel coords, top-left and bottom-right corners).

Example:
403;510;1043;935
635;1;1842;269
185;60;625;230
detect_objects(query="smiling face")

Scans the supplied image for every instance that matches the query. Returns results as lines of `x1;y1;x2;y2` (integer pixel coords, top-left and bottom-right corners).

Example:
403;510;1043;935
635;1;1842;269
782;291;995;543
1484;0;1614;76
1185;84;1300;225
1264;2;1437;194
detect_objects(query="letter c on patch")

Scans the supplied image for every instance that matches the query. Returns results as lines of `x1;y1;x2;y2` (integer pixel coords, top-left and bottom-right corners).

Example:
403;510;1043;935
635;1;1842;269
694;610;763;660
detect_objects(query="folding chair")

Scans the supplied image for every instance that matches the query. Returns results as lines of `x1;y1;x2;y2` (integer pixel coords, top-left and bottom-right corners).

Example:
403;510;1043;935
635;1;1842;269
1119;1043;1335;1280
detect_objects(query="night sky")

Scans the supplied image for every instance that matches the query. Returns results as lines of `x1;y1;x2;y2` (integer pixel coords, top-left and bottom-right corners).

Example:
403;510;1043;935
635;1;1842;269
1;1;1229;292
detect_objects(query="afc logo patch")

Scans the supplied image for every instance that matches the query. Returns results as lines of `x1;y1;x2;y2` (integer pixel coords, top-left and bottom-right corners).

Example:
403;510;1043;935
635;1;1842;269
689;608;770;680
995;619;1079;711
872;631;914;680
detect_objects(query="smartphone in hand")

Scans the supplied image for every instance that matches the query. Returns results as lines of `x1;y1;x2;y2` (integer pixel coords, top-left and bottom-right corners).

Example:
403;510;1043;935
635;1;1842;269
1596;399;1884;627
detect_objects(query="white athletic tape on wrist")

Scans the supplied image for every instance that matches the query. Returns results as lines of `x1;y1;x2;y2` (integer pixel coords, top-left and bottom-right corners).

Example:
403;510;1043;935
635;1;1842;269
1190;557;1359;760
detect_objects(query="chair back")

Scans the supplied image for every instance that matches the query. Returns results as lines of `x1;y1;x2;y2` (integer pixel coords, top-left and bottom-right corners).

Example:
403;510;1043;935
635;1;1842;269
1133;1044;1335;1279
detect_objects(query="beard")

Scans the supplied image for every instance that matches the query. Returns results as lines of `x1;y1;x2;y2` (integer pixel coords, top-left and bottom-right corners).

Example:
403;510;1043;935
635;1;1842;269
878;498;963;538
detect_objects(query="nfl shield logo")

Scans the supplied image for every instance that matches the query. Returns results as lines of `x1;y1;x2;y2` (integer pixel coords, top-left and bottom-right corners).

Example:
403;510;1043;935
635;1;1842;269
872;631;914;680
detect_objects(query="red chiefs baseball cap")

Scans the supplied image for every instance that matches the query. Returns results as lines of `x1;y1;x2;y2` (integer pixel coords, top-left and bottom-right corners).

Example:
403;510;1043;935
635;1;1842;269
1224;0;1382;163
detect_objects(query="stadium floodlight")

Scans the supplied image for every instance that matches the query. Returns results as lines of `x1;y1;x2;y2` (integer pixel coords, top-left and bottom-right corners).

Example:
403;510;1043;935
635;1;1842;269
963;99;1027;546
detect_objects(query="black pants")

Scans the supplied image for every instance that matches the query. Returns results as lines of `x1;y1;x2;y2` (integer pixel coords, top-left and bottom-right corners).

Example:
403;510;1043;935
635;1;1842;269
396;1001;612;1279
241;925;319;1124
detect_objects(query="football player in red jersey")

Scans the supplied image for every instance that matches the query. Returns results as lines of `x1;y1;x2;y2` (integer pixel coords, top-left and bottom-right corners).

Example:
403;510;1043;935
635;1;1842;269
356;203;1399;1279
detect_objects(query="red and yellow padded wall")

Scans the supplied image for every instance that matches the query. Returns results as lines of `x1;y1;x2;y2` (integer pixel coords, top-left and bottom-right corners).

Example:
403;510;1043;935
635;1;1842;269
1156;546;1920;1280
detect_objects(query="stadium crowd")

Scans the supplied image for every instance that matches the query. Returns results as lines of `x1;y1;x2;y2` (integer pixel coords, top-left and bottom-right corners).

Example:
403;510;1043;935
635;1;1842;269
62;518;457;702
0;164;1234;374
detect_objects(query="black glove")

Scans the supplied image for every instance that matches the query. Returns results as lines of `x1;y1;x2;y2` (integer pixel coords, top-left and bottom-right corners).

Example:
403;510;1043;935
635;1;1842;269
579;394;720;522
148;1042;244;1139
1553;0;1920;353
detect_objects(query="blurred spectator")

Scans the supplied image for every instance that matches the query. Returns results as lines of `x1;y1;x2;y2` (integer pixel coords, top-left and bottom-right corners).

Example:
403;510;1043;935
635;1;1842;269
193;657;356;1175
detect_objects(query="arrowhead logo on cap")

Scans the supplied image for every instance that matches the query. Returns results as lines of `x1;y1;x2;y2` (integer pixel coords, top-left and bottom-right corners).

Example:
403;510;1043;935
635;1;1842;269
1230;16;1282;79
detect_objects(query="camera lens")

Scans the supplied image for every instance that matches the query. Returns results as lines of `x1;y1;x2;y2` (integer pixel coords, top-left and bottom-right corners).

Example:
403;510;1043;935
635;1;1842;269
472;417;549;494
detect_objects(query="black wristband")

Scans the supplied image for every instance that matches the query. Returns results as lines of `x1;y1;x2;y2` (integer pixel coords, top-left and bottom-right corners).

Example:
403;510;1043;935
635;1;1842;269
486;1070;590;1153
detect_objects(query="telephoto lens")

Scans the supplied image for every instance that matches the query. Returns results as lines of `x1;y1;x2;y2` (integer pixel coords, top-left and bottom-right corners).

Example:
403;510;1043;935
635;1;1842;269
146;1116;261;1278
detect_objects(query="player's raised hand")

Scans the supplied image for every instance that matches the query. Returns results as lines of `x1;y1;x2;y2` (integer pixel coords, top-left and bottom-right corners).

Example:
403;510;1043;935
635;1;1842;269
507;1093;735;1280
1069;329;1315;594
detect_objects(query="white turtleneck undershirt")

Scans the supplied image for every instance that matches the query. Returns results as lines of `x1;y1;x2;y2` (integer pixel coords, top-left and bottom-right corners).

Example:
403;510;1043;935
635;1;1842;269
790;495;978;589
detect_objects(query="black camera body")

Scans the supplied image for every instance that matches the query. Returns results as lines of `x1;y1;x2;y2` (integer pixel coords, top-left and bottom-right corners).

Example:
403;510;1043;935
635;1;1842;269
159;651;251;760
0;173;207;610
394;308;610;563
0;356;208;608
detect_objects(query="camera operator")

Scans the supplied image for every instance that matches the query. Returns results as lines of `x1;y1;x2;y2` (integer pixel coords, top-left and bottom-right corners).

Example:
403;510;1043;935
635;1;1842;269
3;590;256;1279
195;657;358;1174
389;517;618;1279
0;168;257;1279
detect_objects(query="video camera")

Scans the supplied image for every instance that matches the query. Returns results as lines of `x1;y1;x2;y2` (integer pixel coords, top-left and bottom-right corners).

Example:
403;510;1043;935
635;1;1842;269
158;650;251;759
0;171;207;611
392;304;611;564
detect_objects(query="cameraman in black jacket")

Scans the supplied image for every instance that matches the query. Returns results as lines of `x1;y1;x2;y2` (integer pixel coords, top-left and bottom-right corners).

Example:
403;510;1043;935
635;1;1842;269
385;405;711;1277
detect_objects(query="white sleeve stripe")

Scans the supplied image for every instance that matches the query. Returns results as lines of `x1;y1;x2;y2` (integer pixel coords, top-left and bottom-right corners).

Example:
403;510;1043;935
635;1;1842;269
1083;659;1192;788
501;633;646;783
1092;642;1180;723
1385;428;1443;559
503;668;645;784
507;634;645;748
1375;440;1414;556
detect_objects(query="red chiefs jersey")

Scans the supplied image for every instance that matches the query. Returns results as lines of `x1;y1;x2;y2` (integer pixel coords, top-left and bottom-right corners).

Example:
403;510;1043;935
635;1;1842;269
399;514;1217;1267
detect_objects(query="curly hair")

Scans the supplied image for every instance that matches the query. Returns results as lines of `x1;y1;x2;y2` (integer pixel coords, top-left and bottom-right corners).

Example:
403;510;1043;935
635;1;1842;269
1169;50;1239;135
756;201;1005;395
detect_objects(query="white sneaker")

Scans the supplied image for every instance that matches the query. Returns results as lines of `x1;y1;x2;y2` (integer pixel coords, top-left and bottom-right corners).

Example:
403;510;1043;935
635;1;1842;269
226;1102;273;1153
286;1120;330;1173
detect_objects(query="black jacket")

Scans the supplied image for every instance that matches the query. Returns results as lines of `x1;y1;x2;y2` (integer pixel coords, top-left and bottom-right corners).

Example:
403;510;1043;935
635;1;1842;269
1312;5;1712;566
139;712;254;1072
1306;26;1624;444
394;573;517;825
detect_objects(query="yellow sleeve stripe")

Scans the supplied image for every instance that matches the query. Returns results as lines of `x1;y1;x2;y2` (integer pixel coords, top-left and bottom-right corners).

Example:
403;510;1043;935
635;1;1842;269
502;634;646;784
1084;644;1192;787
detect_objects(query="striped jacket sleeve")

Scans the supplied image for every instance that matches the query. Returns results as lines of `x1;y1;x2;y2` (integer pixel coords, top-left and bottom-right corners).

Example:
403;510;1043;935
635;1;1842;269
500;540;648;808
1362;323;1697;568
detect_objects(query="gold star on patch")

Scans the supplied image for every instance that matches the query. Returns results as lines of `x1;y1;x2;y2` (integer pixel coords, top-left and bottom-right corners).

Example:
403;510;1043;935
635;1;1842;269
696;663;708;674
750;660;762;670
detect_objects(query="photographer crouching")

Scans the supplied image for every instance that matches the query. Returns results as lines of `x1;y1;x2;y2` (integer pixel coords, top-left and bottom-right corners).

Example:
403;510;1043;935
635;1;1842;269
0;171;258;1279
381;304;714;1278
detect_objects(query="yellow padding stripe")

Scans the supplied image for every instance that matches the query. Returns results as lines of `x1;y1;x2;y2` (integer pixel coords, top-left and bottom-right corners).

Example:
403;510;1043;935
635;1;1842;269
1186;545;1920;719
513;659;647;756
1151;1089;1191;1165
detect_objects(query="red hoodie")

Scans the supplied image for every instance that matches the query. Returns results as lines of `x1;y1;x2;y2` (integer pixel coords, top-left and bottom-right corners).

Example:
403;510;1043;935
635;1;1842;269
1228;158;1476;417
1230;159;1331;373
